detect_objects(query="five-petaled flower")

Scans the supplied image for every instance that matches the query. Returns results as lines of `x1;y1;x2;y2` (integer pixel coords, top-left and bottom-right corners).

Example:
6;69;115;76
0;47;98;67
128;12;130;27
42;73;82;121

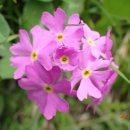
10;25;56;79
41;8;84;49
71;51;110;101
18;63;71;120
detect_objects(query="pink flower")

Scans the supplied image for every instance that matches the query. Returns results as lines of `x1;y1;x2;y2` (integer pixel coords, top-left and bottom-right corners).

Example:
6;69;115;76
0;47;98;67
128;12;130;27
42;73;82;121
54;46;79;71
71;51;110;101
85;30;118;112
18;62;71;120
10;25;55;79
87;66;118;112
9;7;118;119
41;8;83;49
82;24;106;58
104;29;113;59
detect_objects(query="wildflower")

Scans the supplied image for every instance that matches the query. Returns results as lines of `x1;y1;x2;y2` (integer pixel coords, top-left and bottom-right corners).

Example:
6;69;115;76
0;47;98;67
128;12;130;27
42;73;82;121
104;29;113;59
86;30;118;112
41;8;84;49
9;7;118;119
71;51;110;101
18;63;71;120
10;25;55;79
54;46;79;71
87;65;118;112
82;24;106;58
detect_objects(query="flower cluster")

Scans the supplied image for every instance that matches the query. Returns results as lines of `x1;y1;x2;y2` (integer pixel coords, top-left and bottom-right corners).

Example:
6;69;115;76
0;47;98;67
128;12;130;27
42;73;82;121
10;8;118;120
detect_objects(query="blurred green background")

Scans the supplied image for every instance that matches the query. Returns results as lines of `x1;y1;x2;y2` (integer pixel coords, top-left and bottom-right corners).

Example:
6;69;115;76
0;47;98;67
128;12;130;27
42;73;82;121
0;0;130;130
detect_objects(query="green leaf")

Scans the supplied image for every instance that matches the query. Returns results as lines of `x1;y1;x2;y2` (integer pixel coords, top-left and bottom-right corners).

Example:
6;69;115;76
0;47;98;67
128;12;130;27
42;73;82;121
21;0;54;31
0;33;5;42
91;0;130;35
103;0;130;21
0;43;14;79
7;34;18;42
0;14;10;43
61;0;85;17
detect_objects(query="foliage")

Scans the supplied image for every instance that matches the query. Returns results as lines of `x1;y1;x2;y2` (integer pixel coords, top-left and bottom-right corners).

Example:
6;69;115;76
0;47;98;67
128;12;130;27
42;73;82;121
0;0;130;130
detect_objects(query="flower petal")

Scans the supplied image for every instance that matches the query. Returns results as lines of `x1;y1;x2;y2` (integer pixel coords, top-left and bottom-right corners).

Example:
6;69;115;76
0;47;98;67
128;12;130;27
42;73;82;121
10;56;31;68
71;68;81;89
77;78;102;101
18;78;42;90
28;90;49;118
26;62;51;84
54;78;71;95
68;14;80;24
31;25;53;50
10;42;31;55
41;11;54;30
14;67;25;79
88;59;110;71
43;93;69;120
49;66;62;84
83;24;100;40
38;53;52;71
54;8;66;31
19;29;32;51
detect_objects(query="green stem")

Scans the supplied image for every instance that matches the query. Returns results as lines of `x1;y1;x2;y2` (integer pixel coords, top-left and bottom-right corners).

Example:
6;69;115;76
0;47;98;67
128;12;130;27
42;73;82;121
7;34;18;42
110;64;130;84
64;23;84;26
31;108;41;130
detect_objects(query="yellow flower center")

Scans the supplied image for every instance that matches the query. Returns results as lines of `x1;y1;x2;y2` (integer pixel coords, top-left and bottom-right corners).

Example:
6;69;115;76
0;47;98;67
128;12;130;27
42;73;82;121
56;33;64;41
43;85;53;93
88;38;94;46
82;69;91;78
60;55;69;64
31;51;38;61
